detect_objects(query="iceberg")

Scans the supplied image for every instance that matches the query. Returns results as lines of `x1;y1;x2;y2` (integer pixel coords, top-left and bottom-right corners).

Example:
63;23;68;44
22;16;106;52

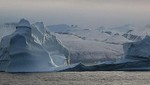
1;19;150;72
0;19;69;72
60;36;150;71
123;35;150;60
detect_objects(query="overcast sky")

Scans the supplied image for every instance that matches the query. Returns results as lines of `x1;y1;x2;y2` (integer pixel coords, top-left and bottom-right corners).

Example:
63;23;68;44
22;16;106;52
0;0;150;28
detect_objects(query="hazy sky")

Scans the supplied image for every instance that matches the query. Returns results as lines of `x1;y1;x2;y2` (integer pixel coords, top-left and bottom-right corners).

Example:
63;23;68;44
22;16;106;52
0;0;150;28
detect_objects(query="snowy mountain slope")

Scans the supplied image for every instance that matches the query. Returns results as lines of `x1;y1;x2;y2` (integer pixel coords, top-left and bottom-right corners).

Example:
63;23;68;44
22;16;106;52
0;19;69;72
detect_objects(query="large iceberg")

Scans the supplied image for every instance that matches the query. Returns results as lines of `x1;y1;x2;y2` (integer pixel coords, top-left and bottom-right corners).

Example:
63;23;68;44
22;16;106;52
60;36;150;71
0;19;69;72
1;19;150;72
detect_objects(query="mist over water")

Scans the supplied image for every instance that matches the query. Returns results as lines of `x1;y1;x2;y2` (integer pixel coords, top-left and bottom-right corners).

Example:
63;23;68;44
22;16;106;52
0;0;150;28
